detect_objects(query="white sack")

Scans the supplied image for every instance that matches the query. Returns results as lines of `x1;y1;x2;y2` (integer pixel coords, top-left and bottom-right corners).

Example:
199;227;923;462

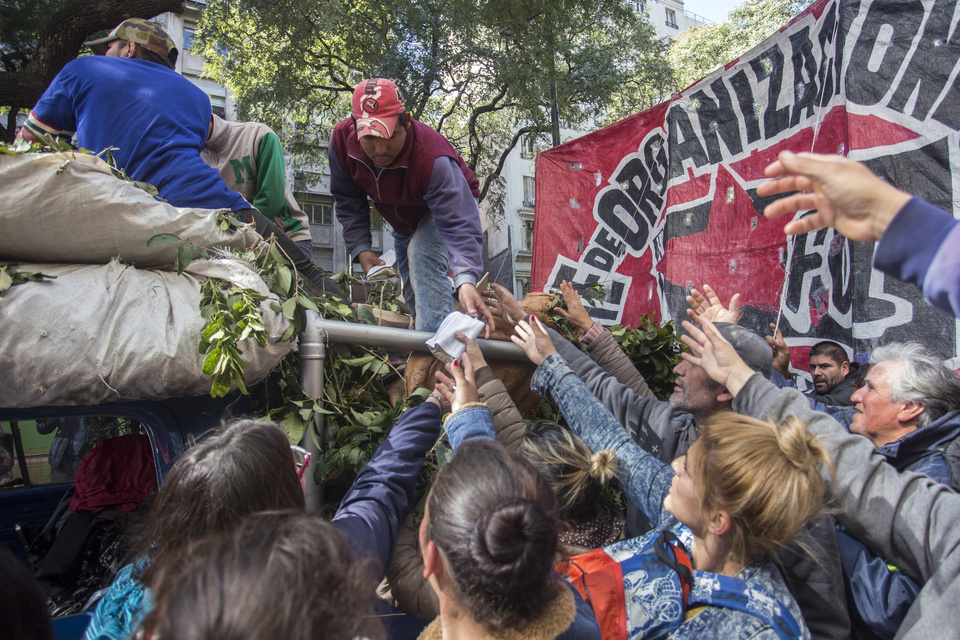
0;152;261;266
0;259;293;407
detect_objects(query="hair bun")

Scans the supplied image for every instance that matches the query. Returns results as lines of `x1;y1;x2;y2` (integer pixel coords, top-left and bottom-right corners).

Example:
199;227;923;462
588;450;618;485
469;499;556;583
776;415;826;472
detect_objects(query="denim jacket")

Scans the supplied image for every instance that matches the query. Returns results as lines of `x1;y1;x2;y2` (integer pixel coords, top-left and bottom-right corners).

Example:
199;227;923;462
529;353;809;639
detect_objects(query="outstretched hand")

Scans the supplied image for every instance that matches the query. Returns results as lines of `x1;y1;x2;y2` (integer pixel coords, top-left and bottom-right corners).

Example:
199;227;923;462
457;283;495;339
686;284;740;325
680;319;755;396
456;331;488;370
511;316;556;366
482;282;526;327
434;353;480;413
757;151;911;241
554;280;595;332
765;323;791;378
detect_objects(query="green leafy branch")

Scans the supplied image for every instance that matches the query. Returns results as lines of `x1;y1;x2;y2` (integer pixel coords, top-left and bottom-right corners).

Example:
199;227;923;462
0;263;55;296
198;278;268;397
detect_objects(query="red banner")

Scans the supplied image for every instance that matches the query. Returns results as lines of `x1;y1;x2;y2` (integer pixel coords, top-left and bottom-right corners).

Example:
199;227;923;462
534;0;960;370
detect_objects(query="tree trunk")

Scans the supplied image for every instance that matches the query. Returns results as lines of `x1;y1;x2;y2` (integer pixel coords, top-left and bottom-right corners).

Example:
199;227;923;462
0;0;185;111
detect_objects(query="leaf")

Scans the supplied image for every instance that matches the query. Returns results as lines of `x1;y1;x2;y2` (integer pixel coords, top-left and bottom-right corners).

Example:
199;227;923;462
0;269;11;293
276;265;293;294
281;413;308;444
176;243;193;274
357;304;377;325
147;233;182;247
299;296;320;313
281;297;298;320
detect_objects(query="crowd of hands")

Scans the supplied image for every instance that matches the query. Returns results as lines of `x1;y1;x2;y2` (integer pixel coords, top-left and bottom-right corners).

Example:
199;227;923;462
437;147;916;411
430;278;755;416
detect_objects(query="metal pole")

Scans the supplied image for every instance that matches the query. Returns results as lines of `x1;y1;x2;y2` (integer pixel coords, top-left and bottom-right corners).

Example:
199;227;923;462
298;314;326;512
313;316;529;361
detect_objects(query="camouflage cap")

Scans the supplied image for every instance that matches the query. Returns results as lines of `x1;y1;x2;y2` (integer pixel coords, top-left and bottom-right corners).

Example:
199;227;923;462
85;18;178;69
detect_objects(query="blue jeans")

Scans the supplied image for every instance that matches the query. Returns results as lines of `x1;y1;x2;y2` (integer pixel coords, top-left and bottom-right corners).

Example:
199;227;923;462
393;215;452;332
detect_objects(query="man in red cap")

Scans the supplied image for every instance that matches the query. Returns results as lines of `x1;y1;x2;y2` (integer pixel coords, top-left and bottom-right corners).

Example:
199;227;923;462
329;78;494;336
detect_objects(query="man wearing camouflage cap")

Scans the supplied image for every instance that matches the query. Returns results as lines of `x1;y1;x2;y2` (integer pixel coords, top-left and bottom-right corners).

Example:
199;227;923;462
84;17;180;69
19;18;247;213
18;19;343;298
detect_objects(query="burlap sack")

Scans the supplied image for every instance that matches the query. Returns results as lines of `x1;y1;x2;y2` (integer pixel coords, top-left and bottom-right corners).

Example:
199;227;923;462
0;152;261;266
0;259;293;407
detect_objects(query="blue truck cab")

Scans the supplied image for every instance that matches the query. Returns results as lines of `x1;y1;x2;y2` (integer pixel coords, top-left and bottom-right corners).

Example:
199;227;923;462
0;393;248;639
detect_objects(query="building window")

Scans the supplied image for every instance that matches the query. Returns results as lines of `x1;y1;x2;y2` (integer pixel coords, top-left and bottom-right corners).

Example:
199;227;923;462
294;171;324;192
522;218;535;250
210;95;226;119
183;26;196;51
295;193;333;225
520;134;537;159
665;8;678;28
522;176;535;208
634;1;645;11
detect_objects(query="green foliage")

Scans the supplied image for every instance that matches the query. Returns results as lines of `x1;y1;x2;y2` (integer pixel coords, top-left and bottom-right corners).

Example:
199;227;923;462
198;278;268;397
543;283;685;399
668;0;812;90
606;317;687;400
0;263;55;295
193;0;672;207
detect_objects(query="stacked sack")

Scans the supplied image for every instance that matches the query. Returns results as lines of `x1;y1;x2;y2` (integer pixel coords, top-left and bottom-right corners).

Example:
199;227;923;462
0;151;294;407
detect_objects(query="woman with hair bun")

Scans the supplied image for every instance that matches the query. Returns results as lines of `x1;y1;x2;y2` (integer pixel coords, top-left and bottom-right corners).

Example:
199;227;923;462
418;354;603;639
520;421;623;553
512;317;834;639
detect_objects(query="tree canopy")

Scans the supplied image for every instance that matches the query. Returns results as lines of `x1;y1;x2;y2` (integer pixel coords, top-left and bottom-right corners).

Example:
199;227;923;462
668;0;812;91
0;0;184;142
194;0;673;205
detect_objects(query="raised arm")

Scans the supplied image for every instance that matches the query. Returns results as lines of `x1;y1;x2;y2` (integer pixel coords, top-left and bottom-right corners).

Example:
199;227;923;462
514;318;676;528
331;400;442;576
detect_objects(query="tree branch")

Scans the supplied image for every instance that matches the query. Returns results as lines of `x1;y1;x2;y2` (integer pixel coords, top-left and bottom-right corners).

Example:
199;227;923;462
0;0;185;110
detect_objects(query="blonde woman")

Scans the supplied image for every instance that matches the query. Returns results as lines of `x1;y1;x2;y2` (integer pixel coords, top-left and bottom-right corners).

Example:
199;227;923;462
512;317;833;639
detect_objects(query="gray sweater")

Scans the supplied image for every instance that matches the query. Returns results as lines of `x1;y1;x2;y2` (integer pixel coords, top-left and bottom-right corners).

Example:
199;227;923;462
734;374;960;640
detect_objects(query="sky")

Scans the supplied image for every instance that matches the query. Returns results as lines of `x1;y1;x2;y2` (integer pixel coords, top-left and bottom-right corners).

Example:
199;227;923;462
681;0;743;24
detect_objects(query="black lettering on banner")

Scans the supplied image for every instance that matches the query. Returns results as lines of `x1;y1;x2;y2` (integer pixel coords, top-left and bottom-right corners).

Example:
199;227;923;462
692;78;745;162
667;106;709;180
846;0;924;107
827;233;854;317
615;158;663;226
887;0;960;118
643;136;668;190
584;247;616;271
815;1;843;107
596;189;650;253
789;26;820;127
749;44;790;139
730;69;763;144
594;226;626;257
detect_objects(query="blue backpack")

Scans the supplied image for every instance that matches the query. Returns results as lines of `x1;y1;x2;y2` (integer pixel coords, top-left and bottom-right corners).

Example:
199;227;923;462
563;529;803;639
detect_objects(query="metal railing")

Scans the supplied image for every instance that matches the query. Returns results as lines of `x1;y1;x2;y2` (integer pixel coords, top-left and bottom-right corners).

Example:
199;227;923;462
298;313;527;510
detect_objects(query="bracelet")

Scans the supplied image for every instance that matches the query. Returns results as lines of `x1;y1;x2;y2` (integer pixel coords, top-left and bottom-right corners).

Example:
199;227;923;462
428;392;445;404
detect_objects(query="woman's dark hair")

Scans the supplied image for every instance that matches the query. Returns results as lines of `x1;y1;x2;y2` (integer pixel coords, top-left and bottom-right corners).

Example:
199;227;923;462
0;547;53;640
126;418;305;584
140;511;381;640
521;421;618;524
426;439;562;632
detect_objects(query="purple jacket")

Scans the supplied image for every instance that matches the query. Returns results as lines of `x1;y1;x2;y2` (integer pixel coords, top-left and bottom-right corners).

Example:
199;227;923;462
874;196;960;318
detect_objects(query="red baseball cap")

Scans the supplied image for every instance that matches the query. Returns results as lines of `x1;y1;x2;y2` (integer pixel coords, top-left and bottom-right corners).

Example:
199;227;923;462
352;78;405;139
